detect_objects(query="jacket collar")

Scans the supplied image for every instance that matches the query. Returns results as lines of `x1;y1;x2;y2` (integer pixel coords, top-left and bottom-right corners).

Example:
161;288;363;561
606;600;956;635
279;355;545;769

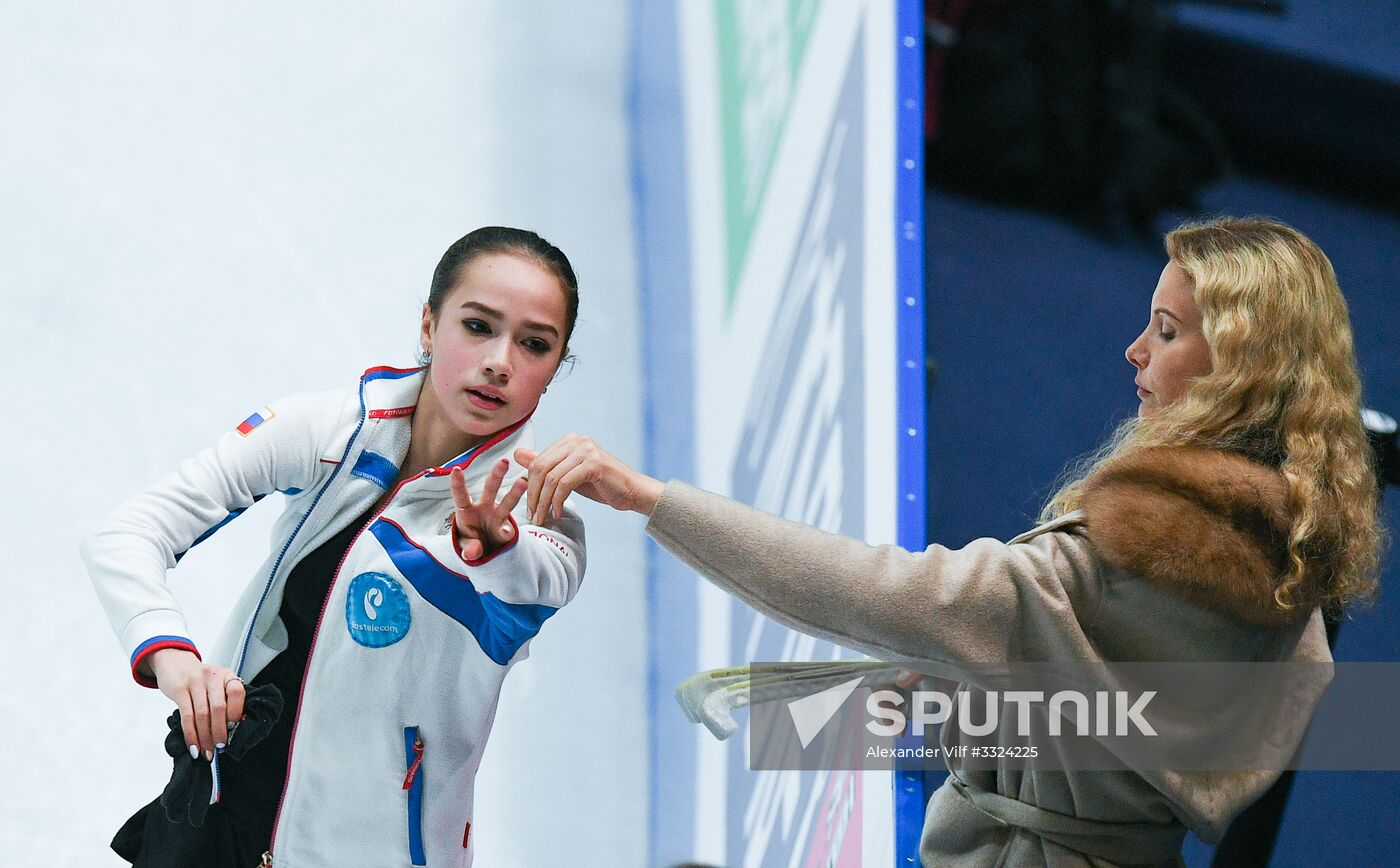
360;364;428;416
356;364;537;494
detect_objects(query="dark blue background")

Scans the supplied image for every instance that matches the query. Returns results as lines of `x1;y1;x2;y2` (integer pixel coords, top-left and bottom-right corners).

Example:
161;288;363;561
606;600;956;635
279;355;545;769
923;175;1400;865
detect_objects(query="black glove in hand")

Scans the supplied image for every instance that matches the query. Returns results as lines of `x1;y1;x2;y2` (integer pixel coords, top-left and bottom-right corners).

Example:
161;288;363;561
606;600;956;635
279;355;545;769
223;682;284;761
157;683;284;827
158;709;213;827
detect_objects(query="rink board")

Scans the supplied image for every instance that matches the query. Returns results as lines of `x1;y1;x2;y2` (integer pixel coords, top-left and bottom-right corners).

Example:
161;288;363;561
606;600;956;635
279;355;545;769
632;0;925;865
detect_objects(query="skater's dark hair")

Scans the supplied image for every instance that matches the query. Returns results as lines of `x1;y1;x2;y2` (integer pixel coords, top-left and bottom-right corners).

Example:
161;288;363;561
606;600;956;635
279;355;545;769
426;226;579;351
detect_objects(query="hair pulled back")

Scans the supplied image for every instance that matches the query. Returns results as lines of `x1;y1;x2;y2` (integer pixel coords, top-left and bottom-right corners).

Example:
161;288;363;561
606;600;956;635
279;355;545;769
427;226;580;349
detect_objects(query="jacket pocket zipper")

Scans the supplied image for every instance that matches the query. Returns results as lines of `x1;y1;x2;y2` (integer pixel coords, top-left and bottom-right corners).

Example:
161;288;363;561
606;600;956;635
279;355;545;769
403;726;426;866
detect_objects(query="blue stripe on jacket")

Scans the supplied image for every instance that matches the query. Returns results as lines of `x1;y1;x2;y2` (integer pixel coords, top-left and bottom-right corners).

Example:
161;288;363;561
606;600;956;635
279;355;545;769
369;519;556;665
130;634;198;668
174;493;270;562
351;451;399;490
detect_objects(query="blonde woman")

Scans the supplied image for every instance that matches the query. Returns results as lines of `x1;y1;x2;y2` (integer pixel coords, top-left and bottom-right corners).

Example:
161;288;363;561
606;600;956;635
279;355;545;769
514;217;1382;866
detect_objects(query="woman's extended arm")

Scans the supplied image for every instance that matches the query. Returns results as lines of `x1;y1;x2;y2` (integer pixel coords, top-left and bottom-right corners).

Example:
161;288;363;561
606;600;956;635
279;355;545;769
517;437;1104;669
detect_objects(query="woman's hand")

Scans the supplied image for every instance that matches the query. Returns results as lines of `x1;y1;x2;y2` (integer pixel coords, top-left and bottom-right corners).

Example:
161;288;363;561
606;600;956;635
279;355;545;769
148;648;246;761
450;459;528;561
514;434;665;524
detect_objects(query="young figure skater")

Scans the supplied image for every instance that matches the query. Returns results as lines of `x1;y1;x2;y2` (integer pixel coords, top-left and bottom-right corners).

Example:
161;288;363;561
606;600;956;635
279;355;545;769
516;217;1382;866
83;227;585;867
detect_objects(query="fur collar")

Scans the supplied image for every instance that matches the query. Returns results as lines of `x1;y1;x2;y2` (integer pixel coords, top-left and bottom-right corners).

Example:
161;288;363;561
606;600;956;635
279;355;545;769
1080;446;1316;627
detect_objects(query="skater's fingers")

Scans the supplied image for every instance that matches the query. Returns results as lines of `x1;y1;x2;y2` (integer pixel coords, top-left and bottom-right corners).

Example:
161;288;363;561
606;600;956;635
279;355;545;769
481;459;508;506
189;682;213;760
499;477;529;521
459;535;484;561
450;466;474;514
175;690;198;757
205;669;229;753
451;467;486;540
224;676;247;728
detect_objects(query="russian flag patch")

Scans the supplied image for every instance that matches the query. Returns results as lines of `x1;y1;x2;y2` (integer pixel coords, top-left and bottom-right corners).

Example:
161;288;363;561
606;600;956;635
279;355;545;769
236;407;276;436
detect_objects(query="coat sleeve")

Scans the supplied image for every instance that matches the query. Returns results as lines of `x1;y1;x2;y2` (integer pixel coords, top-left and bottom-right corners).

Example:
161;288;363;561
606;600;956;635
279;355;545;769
645;481;1104;669
80;389;355;686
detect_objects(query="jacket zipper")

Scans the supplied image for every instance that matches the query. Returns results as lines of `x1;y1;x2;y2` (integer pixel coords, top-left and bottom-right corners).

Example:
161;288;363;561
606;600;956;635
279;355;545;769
263;466;433;862
261;415;526;863
403;732;425;789
404;727;427;866
234;412;367;678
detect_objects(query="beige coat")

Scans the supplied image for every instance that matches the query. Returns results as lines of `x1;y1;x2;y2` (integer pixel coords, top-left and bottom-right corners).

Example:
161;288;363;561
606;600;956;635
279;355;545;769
645;447;1333;867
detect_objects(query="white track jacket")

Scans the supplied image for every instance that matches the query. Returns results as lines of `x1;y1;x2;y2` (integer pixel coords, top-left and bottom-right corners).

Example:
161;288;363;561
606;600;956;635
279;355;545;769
81;364;586;867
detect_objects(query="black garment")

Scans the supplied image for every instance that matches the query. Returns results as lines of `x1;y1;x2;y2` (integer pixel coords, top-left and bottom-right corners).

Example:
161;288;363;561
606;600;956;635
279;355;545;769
113;509;376;867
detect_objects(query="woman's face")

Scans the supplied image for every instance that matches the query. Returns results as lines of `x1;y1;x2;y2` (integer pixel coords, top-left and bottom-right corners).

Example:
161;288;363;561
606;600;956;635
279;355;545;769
1125;262;1214;418
420;253;568;440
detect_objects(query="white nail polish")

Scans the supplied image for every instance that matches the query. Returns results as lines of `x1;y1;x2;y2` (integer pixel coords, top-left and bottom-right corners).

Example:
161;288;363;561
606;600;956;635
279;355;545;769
189;744;199;759
215;742;226;751
205;749;214;762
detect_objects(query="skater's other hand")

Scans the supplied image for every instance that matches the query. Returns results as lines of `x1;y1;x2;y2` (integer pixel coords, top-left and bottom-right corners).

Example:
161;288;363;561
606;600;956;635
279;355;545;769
449;459;527;561
149;649;246;761
515;434;665;523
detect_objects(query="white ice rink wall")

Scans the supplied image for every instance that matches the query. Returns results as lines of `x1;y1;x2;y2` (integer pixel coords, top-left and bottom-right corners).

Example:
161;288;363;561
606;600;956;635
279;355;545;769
631;1;926;865
2;3;648;866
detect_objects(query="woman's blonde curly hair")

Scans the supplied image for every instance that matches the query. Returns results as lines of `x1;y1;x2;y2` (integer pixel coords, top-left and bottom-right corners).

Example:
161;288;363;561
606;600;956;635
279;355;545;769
1043;216;1383;614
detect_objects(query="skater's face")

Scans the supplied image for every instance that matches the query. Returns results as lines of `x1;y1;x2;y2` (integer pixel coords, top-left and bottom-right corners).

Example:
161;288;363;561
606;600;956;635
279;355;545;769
419;253;568;440
1125;262;1213;418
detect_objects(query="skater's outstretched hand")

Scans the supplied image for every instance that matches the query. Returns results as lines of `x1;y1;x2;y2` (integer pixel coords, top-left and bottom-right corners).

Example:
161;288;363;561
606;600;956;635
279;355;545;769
514;434;665;523
449;458;528;560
